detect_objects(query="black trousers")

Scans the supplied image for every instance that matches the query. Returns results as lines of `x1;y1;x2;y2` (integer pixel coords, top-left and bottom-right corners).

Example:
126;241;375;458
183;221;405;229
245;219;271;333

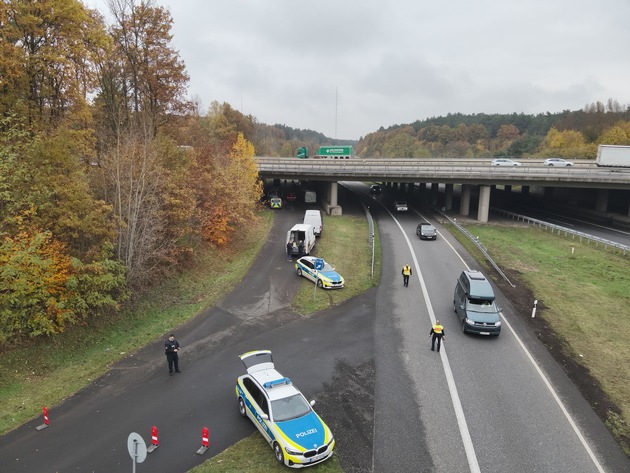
166;352;179;372
431;334;444;351
403;274;409;286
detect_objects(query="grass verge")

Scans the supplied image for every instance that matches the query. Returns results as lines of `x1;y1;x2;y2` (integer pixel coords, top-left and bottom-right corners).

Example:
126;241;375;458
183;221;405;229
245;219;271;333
451;222;630;455
189;433;341;473
292;212;381;314
0;211;274;435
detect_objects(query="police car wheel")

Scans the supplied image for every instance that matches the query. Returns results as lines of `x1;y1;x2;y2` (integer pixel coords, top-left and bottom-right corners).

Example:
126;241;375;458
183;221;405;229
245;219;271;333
296;267;302;276
273;442;284;464
462;320;467;334
317;279;323;288
238;397;246;417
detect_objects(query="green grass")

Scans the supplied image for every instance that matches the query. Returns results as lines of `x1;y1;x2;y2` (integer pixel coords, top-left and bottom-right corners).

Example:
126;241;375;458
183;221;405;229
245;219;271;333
452;223;630;453
292;213;381;314
189;433;341;473
0;211;274;435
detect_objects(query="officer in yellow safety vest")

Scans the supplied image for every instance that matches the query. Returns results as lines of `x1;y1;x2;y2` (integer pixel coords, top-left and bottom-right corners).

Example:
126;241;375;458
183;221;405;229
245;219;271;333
430;321;446;352
401;264;412;287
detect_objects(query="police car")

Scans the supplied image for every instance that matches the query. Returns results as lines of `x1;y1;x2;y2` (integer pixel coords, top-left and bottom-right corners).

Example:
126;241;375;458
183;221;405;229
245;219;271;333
236;350;335;468
270;195;282;209
295;256;345;289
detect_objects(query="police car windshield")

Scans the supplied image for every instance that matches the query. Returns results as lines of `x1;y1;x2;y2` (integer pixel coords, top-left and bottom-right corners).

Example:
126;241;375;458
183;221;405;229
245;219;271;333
321;262;334;272
271;394;311;422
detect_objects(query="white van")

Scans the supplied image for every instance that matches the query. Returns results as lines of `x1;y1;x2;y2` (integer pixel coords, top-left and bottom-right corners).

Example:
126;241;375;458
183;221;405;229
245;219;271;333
303;210;323;237
286;224;316;256
304;190;317;203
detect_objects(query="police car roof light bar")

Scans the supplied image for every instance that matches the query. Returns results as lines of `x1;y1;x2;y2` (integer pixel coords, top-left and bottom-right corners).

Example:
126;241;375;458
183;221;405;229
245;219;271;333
263;377;291;389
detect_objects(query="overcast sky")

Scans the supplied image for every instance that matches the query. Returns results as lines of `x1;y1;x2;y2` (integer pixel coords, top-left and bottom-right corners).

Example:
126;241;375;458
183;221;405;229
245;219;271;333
84;0;630;140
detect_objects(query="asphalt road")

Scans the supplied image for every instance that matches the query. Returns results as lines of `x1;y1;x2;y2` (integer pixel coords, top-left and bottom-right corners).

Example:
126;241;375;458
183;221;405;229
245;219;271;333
344;181;629;473
1;184;629;473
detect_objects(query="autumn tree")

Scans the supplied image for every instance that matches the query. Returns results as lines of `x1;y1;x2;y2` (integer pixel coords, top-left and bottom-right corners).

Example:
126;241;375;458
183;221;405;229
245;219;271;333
0;222;126;344
496;124;520;142
196;133;262;246
598;123;630;145
97;0;189;138
89;0;194;286
540;128;595;158
0;0;109;128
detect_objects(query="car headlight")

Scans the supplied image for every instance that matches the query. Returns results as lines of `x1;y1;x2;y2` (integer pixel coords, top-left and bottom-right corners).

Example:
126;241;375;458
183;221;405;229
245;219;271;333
285;446;303;456
465;318;474;325
495;320;502;327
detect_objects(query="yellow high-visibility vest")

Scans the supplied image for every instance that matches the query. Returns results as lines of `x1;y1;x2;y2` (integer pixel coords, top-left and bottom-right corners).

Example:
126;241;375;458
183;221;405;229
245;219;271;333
403;265;411;276
432;324;443;334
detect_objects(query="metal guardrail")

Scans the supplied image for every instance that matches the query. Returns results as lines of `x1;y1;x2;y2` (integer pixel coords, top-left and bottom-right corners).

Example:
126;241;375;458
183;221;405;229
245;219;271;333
363;204;375;278
442;212;516;287
492;208;630;256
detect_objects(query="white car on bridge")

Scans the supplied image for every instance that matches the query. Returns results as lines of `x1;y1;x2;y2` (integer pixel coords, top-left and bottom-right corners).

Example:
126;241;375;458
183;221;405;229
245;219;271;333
491;158;522;166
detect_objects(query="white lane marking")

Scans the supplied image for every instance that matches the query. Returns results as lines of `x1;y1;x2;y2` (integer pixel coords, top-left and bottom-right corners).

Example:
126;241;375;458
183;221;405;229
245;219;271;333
382;205;481;473
498;317;606;472
411;208;606;472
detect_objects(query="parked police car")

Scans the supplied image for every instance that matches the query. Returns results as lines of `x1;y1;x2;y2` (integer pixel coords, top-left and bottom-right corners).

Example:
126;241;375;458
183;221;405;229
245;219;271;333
236;350;335;468
295;256;344;289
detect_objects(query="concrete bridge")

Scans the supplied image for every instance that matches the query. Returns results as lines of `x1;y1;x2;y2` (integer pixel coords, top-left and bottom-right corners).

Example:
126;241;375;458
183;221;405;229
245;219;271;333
255;157;630;221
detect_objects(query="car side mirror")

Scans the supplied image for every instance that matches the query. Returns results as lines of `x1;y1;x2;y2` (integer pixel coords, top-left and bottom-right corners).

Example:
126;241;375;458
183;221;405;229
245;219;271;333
497;307;503;312
260;413;269;420
310;400;316;407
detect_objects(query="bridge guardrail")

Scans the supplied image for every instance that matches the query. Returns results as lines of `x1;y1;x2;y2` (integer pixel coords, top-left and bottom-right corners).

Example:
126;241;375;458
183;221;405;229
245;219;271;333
492;208;630;256
363;204;375;279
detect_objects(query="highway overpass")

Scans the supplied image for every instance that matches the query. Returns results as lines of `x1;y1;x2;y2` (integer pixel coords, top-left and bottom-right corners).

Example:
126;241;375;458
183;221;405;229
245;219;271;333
256;157;630;221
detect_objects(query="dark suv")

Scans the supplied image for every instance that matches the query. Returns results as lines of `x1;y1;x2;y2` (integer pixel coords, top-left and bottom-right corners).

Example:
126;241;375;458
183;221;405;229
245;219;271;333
453;270;501;336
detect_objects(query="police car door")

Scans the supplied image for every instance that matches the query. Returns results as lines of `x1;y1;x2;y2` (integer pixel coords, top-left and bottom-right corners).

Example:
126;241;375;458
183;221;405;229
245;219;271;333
302;258;316;283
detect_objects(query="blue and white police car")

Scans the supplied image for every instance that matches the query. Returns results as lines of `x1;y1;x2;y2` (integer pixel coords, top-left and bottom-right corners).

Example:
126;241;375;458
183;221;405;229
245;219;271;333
235;350;335;468
295;256;345;289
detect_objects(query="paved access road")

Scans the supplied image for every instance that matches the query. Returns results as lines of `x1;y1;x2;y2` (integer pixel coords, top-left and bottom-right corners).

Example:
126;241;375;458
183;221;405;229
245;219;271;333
1;184;628;472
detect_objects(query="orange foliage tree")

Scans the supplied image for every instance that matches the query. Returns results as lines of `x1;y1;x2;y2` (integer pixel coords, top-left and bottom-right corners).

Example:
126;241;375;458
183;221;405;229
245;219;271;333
196;133;262;246
0;227;74;340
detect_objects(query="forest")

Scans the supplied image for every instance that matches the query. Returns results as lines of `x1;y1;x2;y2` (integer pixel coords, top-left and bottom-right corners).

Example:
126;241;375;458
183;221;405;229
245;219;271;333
0;0;264;346
2;0;630;347
355;105;630;159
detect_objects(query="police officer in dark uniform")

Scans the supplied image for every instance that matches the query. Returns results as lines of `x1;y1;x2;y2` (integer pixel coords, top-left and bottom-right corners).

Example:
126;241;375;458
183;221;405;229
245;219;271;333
165;334;181;375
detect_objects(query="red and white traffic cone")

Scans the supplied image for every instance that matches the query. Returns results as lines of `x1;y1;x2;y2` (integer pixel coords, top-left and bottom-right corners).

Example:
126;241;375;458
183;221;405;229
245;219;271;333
196;427;210;455
147;425;159;453
36;406;50;431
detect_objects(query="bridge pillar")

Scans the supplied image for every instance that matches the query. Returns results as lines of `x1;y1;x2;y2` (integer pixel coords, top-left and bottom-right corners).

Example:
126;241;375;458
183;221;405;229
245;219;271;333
445;184;453;210
460;185;471;216
431;183;439;205
504;185;512;193
521;186;530;196
322;181;342;216
569;188;580;206
478;185;491;223
595;189;608;212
